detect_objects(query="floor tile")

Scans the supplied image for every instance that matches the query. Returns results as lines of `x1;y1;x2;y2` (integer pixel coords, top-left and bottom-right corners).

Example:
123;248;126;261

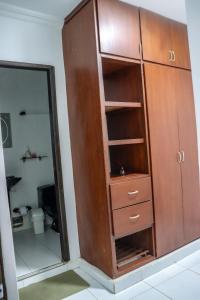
177;250;200;268
18;243;61;272
131;289;171;300
15;253;31;277
75;268;151;300
62;289;97;300
144;263;185;287
13;228;62;276
156;270;200;300
37;228;61;257
190;262;200;274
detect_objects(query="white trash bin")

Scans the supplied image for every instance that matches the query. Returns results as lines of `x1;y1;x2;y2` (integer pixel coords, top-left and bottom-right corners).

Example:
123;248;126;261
31;208;44;234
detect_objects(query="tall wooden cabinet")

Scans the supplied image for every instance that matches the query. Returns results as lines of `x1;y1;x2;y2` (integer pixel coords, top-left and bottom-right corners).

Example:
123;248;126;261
62;0;200;278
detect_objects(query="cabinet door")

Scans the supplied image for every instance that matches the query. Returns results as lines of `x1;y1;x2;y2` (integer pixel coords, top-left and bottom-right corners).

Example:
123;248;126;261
140;9;172;66
144;63;184;257
175;69;200;243
97;0;141;59
170;21;191;69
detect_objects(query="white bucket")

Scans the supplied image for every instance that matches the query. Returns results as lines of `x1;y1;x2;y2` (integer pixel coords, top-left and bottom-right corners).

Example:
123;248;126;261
31;208;44;235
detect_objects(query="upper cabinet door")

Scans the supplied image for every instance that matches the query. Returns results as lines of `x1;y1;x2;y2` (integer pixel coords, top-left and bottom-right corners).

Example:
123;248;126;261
140;9;172;66
170;21;191;69
140;9;191;69
97;0;141;59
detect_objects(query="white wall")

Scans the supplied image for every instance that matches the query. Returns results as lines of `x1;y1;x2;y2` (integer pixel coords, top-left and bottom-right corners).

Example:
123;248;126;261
0;5;80;299
0;68;54;229
185;0;200;157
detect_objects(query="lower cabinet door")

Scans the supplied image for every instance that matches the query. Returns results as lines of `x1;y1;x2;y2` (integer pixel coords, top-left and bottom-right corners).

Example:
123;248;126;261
144;63;184;257
175;69;200;243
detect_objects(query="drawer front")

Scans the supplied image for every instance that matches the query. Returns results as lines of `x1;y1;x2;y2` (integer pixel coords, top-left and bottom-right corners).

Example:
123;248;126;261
113;201;153;238
110;177;152;210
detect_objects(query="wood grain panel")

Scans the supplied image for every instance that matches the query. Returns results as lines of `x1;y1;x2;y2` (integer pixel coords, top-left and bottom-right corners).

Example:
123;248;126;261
144;63;184;257
106;108;145;140
170;21;191;70
62;1;114;277
140;9;172;66
175;69;200;243
97;0;141;59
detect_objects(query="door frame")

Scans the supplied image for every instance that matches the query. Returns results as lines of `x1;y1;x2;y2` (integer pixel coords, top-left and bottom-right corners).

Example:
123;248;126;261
0;240;7;299
0;60;70;263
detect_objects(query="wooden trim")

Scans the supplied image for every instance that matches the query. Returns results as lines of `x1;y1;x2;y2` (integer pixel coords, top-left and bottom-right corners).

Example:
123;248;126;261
101;53;141;65
0;60;52;71
46;67;70;261
64;0;90;24
142;59;191;71
108;138;144;146
105;102;142;112
0;61;70;262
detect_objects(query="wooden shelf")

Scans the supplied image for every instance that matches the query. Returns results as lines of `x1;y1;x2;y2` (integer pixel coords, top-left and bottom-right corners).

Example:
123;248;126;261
117;246;151;268
105;101;142;112
108;138;144;146
110;173;150;183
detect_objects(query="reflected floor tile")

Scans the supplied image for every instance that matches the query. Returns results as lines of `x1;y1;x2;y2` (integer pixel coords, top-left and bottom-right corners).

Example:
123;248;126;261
156;270;200;300
144;263;185;287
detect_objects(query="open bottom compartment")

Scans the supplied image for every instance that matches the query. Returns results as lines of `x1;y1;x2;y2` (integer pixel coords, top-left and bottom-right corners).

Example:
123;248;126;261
115;228;154;272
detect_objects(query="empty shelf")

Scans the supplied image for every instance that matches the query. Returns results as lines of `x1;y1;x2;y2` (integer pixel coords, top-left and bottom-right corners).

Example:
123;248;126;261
105;101;142;112
108;138;144;146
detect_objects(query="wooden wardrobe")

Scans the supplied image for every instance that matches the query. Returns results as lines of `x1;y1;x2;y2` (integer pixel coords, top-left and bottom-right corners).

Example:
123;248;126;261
62;0;200;278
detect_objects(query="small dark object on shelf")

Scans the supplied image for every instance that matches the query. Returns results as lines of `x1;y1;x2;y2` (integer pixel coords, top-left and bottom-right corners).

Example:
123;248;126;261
120;166;125;176
21;155;48;162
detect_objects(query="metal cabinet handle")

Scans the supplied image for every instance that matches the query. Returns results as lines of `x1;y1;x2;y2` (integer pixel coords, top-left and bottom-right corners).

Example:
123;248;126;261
181;150;185;162
128;190;139;196
169;50;173;61
177;151;182;163
173;50;176;62
129;214;140;222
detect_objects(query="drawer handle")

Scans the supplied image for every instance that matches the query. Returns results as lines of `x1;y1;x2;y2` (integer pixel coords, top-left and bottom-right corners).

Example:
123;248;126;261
128;190;139;196
129;214;140;222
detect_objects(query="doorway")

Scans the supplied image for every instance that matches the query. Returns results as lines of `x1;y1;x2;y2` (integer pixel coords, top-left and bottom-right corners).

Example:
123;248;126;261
0;61;69;279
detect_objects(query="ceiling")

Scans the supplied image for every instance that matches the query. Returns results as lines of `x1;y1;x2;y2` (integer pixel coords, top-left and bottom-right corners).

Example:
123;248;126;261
0;0;187;23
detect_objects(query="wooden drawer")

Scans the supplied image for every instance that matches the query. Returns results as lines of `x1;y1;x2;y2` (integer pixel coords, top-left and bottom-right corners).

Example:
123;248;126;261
113;201;153;238
110;177;152;210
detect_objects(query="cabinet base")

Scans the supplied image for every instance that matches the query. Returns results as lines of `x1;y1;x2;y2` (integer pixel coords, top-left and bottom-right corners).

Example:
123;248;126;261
78;238;200;293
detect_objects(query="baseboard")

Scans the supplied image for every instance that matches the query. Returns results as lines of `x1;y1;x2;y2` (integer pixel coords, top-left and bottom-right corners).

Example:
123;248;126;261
78;238;200;293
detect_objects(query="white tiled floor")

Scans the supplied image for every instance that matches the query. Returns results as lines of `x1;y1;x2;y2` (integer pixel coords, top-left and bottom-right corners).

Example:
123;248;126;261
13;227;62;277
65;249;200;300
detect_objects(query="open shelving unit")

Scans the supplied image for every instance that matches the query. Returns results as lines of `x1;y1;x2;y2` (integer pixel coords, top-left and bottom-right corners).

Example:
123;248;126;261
101;55;149;179
101;55;153;272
